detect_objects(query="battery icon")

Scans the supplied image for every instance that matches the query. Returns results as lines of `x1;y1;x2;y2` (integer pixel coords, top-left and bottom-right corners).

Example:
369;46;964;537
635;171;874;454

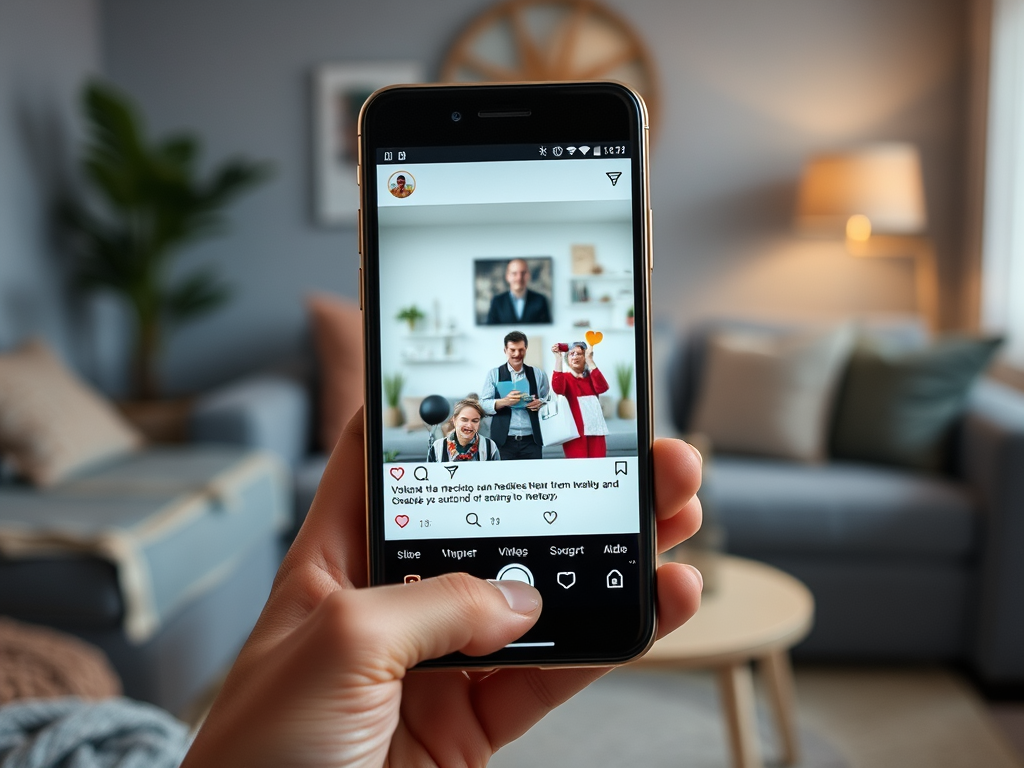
593;146;601;157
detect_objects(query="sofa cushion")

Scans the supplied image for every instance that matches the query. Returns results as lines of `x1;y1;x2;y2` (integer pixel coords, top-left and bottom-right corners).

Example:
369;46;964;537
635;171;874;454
831;335;1003;472
0;339;143;487
308;293;364;452
690;325;853;462
669;317;928;434
709;456;977;558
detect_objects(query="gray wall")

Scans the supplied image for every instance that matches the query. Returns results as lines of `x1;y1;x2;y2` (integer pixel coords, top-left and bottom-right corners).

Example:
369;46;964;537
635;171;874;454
97;0;968;395
0;0;103;380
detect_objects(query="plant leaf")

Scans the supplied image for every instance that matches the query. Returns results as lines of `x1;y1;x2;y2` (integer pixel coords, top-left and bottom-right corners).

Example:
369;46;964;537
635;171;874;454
163;268;231;324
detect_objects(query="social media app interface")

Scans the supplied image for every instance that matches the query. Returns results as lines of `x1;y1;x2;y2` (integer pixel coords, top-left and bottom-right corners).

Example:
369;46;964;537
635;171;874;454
374;142;644;619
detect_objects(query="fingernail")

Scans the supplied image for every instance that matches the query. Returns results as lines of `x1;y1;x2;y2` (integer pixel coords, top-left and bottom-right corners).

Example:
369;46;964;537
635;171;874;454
488;579;541;614
690;444;703;467
686;564;704;592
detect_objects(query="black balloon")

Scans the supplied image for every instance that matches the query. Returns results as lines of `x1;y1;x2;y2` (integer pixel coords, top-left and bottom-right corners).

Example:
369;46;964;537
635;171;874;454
418;394;450;426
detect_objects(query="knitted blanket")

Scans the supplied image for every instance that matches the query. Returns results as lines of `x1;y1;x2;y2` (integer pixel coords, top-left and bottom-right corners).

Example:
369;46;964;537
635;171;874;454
0;697;189;768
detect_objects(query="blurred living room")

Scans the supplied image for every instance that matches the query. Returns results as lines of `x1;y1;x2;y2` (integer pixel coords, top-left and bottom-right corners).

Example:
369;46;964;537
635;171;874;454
2;0;1024;766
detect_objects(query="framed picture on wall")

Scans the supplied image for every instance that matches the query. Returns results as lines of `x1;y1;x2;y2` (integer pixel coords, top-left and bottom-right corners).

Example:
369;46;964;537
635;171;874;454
314;62;422;225
474;257;554;326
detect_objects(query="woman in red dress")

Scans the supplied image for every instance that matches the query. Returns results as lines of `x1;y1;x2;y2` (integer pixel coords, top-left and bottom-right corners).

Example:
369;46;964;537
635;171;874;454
550;341;610;458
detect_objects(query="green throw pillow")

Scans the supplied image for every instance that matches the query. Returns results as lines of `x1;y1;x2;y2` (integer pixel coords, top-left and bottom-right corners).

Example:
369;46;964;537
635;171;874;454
830;335;1003;472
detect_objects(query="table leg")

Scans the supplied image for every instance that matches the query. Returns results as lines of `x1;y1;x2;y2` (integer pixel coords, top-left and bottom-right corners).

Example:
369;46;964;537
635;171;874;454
716;663;762;768
760;650;800;766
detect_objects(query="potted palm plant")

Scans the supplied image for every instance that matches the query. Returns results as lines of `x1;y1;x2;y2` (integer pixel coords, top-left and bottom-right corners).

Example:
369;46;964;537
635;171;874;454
383;373;405;428
61;81;272;413
615;362;636;419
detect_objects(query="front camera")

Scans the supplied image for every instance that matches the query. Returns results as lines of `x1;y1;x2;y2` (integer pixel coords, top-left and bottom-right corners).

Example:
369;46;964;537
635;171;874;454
451;111;462;122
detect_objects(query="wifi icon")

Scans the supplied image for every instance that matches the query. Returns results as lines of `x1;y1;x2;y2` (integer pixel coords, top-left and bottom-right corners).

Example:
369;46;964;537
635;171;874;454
579;146;590;155
566;146;577;156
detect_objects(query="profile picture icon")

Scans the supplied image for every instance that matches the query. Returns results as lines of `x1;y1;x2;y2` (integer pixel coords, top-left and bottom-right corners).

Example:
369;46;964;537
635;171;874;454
388;171;415;198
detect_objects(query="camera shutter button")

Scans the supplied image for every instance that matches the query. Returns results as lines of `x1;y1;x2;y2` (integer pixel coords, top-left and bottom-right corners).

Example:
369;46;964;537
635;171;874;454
496;563;534;587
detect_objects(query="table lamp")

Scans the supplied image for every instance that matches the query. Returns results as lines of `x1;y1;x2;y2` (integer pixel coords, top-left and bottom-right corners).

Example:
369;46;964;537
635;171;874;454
795;143;939;329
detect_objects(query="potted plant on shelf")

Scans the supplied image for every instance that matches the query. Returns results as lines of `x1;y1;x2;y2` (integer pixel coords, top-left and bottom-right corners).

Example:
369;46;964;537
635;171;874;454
61;81;271;437
396;305;426;333
626;305;635;327
615;362;636;419
383;373;406;428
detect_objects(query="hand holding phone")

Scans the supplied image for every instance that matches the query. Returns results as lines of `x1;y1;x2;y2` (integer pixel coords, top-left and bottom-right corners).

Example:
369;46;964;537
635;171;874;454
179;414;703;768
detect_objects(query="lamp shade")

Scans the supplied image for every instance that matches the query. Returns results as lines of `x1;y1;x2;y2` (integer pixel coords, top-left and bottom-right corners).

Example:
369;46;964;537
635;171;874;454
796;143;927;235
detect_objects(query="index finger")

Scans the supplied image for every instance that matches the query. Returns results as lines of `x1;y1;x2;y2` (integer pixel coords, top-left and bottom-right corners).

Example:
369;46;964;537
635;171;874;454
279;408;369;589
653;438;702;520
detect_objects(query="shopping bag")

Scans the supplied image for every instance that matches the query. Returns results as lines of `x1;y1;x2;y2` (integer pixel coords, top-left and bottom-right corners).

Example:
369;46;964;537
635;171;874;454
539;394;580;447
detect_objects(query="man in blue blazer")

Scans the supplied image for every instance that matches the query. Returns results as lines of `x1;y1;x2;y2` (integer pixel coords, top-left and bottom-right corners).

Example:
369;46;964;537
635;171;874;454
486;258;552;325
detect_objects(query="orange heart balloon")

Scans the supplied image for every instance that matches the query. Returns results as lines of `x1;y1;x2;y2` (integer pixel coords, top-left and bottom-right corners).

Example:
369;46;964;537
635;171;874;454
585;330;604;346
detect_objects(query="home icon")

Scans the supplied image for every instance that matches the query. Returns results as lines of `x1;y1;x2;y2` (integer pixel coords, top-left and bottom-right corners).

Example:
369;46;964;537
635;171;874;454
606;569;624;589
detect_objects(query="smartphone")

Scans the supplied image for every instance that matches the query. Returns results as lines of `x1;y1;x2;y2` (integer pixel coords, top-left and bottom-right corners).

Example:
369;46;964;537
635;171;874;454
358;82;655;667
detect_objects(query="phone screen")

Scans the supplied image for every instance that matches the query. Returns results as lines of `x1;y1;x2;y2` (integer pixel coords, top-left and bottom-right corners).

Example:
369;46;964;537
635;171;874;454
361;85;654;665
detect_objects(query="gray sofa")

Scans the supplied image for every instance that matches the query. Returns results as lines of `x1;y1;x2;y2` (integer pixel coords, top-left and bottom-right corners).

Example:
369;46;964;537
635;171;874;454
666;320;1024;686
0;406;291;714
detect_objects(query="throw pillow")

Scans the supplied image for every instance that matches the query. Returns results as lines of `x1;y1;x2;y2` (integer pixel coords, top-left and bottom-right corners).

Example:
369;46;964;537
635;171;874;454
690;324;855;463
307;293;364;451
830;335;1003;471
0;339;143;487
401;396;426;431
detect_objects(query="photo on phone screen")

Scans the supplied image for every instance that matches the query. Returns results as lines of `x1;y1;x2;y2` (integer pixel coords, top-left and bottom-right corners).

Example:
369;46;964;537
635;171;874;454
361;84;654;666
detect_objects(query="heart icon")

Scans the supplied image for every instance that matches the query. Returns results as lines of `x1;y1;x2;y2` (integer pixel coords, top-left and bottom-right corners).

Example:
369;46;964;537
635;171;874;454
395;515;410;528
585;330;603;346
544;510;558;524
389;467;405;480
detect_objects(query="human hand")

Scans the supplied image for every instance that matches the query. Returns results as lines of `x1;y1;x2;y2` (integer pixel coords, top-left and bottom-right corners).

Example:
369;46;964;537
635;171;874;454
550;343;563;356
181;410;703;768
585;347;596;367
525;397;545;411
499;390;523;409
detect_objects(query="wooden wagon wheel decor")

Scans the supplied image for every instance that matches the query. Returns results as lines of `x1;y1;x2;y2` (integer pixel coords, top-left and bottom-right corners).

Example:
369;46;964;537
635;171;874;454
440;0;661;135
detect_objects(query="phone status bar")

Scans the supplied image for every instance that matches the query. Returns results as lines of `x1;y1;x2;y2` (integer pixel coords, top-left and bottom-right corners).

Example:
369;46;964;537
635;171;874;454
376;143;631;164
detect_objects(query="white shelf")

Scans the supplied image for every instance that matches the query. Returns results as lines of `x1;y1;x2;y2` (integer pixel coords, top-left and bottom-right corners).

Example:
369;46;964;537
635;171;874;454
570;272;633;281
400;357;466;364
402;331;465;339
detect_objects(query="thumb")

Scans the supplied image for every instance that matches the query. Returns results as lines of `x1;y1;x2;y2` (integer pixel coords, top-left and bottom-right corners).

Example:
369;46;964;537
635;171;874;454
323;573;541;672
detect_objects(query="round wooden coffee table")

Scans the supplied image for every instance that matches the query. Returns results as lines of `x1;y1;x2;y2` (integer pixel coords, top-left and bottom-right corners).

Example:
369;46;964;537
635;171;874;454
634;556;814;768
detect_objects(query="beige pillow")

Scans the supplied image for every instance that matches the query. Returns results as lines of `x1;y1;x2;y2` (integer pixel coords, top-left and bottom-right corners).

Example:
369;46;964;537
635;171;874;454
0;339;144;486
401;396;426;431
307;293;364;451
691;325;854;462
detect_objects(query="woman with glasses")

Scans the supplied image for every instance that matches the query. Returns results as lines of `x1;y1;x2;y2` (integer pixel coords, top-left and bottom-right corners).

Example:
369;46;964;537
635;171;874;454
550;341;610;458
